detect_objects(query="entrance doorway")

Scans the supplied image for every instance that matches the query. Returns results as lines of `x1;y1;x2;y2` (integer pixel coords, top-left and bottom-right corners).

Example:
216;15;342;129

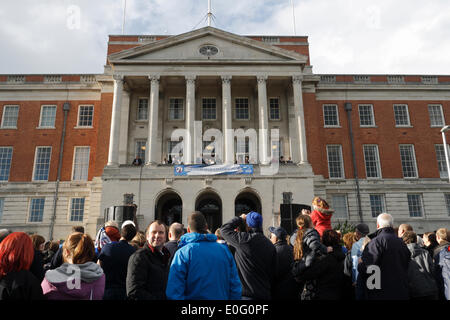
195;192;222;233
155;191;182;227
235;191;262;216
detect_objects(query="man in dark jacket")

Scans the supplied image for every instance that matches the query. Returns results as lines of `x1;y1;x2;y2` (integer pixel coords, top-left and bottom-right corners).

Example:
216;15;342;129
221;211;277;300
126;220;170;300
268;226;300;300
358;213;411;300
433;228;449;260
164;222;184;265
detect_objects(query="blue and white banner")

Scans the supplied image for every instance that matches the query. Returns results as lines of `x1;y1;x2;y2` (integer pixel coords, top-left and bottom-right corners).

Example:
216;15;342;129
174;164;253;176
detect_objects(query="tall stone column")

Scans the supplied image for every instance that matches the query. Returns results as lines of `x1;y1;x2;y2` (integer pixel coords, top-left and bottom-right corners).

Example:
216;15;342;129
292;75;308;164
221;75;233;164
147;75;160;165
185;75;196;165
107;75;124;166
257;75;269;165
118;90;130;165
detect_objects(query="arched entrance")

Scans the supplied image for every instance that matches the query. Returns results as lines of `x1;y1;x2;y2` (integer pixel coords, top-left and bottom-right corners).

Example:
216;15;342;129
235;191;262;216
195;191;222;233
155;191;182;227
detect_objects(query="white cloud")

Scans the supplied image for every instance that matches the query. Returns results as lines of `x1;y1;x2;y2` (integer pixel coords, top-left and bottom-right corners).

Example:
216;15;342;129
0;0;448;75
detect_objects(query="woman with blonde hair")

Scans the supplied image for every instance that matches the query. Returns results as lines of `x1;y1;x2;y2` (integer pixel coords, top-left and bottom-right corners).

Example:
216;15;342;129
41;232;105;300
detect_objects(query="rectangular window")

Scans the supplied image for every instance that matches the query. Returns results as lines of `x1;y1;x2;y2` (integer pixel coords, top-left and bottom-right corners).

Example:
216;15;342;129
39;105;56;127
33;147;52;181
135;140;146;163
29;198;45;222
359;104;375;126
394;104;410;126
168;140;183;163
235;138;249;163
435;144;450;178
428;104;444;127
235;98;249;120
169;98;184;120
407;194;423;217
369;194;385;218
323;105;339;127
271;139;283;159
1;105;19;128
269;98;280;120
327;145;344;179
0;198;4;223
0;147;13;181
70;198;85;222
137;98;148;120
332;195;348;219
202;98;216;120
444;194;450;216
72;147;90;181
363;145;381;178
399;145;418;178
77;105;94;127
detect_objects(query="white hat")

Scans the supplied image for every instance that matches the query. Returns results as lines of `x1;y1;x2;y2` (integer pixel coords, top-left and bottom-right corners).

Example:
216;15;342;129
121;220;136;229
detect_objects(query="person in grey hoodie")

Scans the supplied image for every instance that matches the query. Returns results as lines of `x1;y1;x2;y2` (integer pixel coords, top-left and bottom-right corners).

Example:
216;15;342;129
41;232;105;300
401;231;438;300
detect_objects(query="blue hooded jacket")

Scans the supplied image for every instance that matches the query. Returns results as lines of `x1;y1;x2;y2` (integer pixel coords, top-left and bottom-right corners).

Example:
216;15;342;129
165;232;242;300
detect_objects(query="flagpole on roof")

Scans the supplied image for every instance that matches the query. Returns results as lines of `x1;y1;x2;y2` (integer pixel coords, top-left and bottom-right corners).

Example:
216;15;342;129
290;0;297;35
122;0;127;34
207;0;212;27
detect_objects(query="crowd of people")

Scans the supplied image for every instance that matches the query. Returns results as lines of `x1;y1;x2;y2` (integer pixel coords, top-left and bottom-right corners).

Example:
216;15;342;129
0;196;449;301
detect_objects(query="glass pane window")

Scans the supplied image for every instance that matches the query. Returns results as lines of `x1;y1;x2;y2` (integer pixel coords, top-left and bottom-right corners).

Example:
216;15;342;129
70;198;85;222
1;105;19;128
327;145;344;178
29;198;45;222
169;99;184;120
359;105;375;126
269;98;280;120
137;99;148;120
39;105;56;127
202;98;216;120
399;145;417;178
332;195;348;219
323;105;339;126
78;105;94;127
435;144;450;178
33;147;52;181
363;145;381;178
407;194;423;217
394;105;410;126
72;147;90;181
369;194;385;218
135;140;146;163
235;98;249;120
428;105;444;127
0;147;13;181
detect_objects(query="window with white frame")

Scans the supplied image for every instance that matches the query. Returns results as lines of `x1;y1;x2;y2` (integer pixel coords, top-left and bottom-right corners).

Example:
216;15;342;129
363;145;381;178
399;145;418;178
235;98;249;120
359;104;375;126
33;147;52;181
0;198;4;223
323;105;339;127
444;194;450;216
169;98;184;120
393;104;411;126
137;98;148;120
72;147;90;181
70;198;85;222
1;105;19;128
269;98;280;120
327;145;344;178
135;140;146;163
435;144;450;178
39;105;56;128
407;194;423;217
235;138;249;163
369;194;385;218
77;105;94;127
0;147;13;181
331;194;348;219
29;198;45;222
428;104;444;127
202;98;216;120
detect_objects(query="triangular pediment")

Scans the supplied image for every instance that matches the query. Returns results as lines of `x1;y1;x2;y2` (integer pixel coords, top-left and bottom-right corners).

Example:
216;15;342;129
108;27;308;65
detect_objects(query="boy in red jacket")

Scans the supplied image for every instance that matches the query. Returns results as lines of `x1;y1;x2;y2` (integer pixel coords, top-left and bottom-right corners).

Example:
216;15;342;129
310;197;334;238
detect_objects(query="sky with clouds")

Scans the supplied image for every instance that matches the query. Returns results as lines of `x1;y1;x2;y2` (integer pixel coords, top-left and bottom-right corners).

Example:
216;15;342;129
0;0;449;75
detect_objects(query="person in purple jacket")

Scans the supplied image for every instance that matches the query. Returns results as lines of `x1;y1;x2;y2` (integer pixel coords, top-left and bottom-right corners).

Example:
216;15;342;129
41;232;105;300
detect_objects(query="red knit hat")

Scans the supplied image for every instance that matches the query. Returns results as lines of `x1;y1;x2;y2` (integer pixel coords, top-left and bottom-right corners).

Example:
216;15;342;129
105;226;120;242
